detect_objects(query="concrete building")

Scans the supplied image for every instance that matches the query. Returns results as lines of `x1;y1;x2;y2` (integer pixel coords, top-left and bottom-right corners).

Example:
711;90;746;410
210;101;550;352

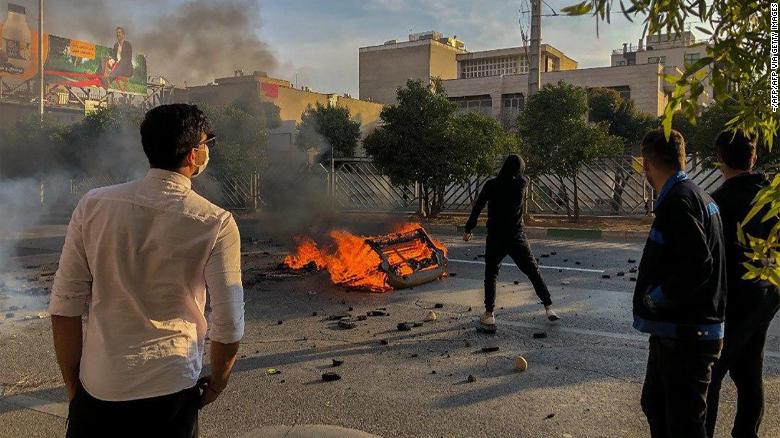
359;31;467;105
183;71;383;154
360;30;713;129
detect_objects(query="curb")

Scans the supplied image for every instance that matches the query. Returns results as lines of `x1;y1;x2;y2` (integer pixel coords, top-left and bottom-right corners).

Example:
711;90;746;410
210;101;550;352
442;225;647;241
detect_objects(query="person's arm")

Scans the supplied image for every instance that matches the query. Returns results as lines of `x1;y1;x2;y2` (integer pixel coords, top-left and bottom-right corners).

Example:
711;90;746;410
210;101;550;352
200;214;244;408
646;197;714;308
49;200;92;400
52;316;83;400
465;181;491;234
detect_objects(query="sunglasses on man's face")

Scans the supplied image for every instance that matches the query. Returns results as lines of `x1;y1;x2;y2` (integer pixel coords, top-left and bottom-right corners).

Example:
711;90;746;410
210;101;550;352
193;134;216;150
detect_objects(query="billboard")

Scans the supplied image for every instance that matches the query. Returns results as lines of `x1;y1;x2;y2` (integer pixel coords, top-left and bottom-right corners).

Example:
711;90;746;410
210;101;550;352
0;2;147;95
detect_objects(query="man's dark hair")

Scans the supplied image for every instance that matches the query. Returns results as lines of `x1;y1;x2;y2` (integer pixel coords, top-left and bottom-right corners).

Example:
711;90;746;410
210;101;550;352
140;104;212;170
715;129;756;171
641;128;686;171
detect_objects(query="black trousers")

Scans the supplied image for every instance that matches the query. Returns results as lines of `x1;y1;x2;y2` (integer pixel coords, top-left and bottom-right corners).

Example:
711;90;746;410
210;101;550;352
641;336;722;438
66;384;199;438
706;321;772;438
484;232;552;311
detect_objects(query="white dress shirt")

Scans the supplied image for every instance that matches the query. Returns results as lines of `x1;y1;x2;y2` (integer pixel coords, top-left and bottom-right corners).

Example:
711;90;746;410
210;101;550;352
50;169;244;401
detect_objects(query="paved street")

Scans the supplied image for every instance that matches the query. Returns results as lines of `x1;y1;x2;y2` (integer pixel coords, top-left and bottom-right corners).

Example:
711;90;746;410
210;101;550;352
1;229;779;437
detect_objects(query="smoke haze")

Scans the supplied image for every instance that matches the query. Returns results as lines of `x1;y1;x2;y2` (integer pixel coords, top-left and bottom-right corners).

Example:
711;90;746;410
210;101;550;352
40;0;277;86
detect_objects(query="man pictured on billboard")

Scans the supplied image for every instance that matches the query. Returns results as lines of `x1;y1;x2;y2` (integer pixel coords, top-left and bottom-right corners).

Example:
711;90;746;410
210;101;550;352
104;26;133;87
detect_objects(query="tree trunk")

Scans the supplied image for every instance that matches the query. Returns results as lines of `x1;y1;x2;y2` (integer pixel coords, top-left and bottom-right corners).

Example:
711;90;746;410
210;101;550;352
558;175;571;220
573;173;580;223
611;159;629;215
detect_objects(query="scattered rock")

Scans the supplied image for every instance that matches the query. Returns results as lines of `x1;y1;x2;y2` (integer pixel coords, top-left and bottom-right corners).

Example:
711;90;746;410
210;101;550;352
630;277;637;282
424;311;438;322
338;320;356;330
367;310;387;317
515;356;528;372
617;272;625;277
265;368;281;375
397;322;412;331
629;267;638;273
277;320;283;325
481;346;500;353
331;359;344;367
545;413;556;420
356;315;367;321
513;280;520;285
533;332;548;339
467;307;472;312
348;306;354;311
601;274;611;279
467;374;477;383
312;311;318;317
628;258;637;264
431;370;437;375
434;303;444;309
410;353;418;358
561;281;571;286
322;372;341;382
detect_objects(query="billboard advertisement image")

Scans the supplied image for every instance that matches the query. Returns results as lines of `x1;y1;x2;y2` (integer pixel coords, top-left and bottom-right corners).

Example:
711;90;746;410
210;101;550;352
0;2;147;95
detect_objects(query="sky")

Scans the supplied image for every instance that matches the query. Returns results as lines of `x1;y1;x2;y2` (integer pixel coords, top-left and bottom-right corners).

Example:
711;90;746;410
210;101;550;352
2;0;709;97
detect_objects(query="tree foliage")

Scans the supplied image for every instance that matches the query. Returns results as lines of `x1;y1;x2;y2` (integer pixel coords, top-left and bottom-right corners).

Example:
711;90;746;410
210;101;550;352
364;78;517;217
564;0;779;283
296;102;361;161
588;87;657;147
519;82;623;221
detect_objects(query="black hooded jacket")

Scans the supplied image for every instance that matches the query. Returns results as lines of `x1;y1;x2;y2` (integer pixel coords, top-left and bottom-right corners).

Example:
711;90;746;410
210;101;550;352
711;173;780;322
465;155;528;236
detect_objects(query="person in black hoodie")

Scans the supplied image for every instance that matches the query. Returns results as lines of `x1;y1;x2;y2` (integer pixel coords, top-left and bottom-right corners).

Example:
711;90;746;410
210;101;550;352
463;154;558;329
634;129;726;438
705;130;780;438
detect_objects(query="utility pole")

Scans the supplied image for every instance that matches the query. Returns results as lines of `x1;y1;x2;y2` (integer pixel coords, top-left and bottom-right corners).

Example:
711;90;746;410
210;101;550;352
528;0;541;97
38;0;44;123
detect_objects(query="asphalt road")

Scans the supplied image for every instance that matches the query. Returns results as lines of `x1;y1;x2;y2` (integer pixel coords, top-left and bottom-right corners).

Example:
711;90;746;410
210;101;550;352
1;232;779;437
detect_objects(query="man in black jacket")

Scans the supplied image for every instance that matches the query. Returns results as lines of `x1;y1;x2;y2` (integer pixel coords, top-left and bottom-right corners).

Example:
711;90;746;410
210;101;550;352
634;129;726;438
106;26;133;85
463;154;558;329
706;130;780;438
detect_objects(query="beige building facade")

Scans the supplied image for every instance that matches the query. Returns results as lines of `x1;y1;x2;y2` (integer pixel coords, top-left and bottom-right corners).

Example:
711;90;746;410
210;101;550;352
184;71;383;152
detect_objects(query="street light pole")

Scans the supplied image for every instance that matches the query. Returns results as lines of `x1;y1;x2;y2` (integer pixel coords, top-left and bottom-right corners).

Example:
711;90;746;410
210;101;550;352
528;0;541;97
38;0;44;123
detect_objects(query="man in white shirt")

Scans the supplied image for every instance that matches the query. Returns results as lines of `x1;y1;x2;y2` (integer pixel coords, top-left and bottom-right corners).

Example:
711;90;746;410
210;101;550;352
50;104;244;437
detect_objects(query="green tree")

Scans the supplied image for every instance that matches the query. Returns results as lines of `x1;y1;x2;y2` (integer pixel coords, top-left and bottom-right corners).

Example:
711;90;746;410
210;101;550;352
364;78;515;217
564;0;780;285
200;100;280;178
296;102;361;161
588;88;658;214
519;81;623;221
0;116;67;178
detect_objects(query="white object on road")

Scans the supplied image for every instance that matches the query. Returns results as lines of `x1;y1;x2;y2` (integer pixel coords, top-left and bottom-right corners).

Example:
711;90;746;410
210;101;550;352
515;355;528;372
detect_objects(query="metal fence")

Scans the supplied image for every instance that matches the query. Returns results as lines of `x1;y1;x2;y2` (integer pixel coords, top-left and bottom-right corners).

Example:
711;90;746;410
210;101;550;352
324;156;725;217
26;156;724;218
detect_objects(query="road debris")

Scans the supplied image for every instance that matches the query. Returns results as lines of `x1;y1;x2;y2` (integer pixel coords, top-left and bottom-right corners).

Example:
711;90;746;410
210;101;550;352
266;368;281;375
322;372;341;382
338;320;357;330
467;374;477;383
533;332;548;339
397;322;412;331
434;303;444;309
367;310;387;317
481;346;500;353
515;356;528;372
545;413;556;420
331;359;344;367
424;311;438;322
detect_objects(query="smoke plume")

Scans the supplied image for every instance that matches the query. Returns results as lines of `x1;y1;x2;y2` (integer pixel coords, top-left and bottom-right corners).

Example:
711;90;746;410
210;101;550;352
43;0;277;86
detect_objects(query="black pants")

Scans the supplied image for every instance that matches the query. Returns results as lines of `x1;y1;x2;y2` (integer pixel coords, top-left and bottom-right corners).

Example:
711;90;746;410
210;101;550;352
641;336;722;438
66;384;199;438
706;321;772;438
484;232;551;311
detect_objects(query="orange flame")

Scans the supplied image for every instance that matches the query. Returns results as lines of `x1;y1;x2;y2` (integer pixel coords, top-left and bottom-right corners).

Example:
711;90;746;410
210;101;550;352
284;224;446;292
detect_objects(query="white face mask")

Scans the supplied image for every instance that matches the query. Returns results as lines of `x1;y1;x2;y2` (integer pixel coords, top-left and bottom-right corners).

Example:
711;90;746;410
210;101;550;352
192;145;209;178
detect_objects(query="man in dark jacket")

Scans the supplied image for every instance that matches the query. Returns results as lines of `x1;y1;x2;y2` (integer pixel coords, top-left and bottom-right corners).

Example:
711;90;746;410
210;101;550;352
463;154;558;329
634;129;726;438
706;130;780;438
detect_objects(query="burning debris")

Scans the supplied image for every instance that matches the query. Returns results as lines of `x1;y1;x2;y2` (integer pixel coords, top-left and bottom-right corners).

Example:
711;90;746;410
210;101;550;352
284;224;448;292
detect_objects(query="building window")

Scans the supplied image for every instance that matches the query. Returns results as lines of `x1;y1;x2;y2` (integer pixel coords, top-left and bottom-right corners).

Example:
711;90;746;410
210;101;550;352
647;56;666;65
684;52;701;66
617;60;626;66
450;95;493;116
501;93;525;129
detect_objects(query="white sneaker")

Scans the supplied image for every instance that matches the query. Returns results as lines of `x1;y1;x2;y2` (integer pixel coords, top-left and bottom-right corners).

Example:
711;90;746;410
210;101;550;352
545;306;560;324
480;311;496;327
